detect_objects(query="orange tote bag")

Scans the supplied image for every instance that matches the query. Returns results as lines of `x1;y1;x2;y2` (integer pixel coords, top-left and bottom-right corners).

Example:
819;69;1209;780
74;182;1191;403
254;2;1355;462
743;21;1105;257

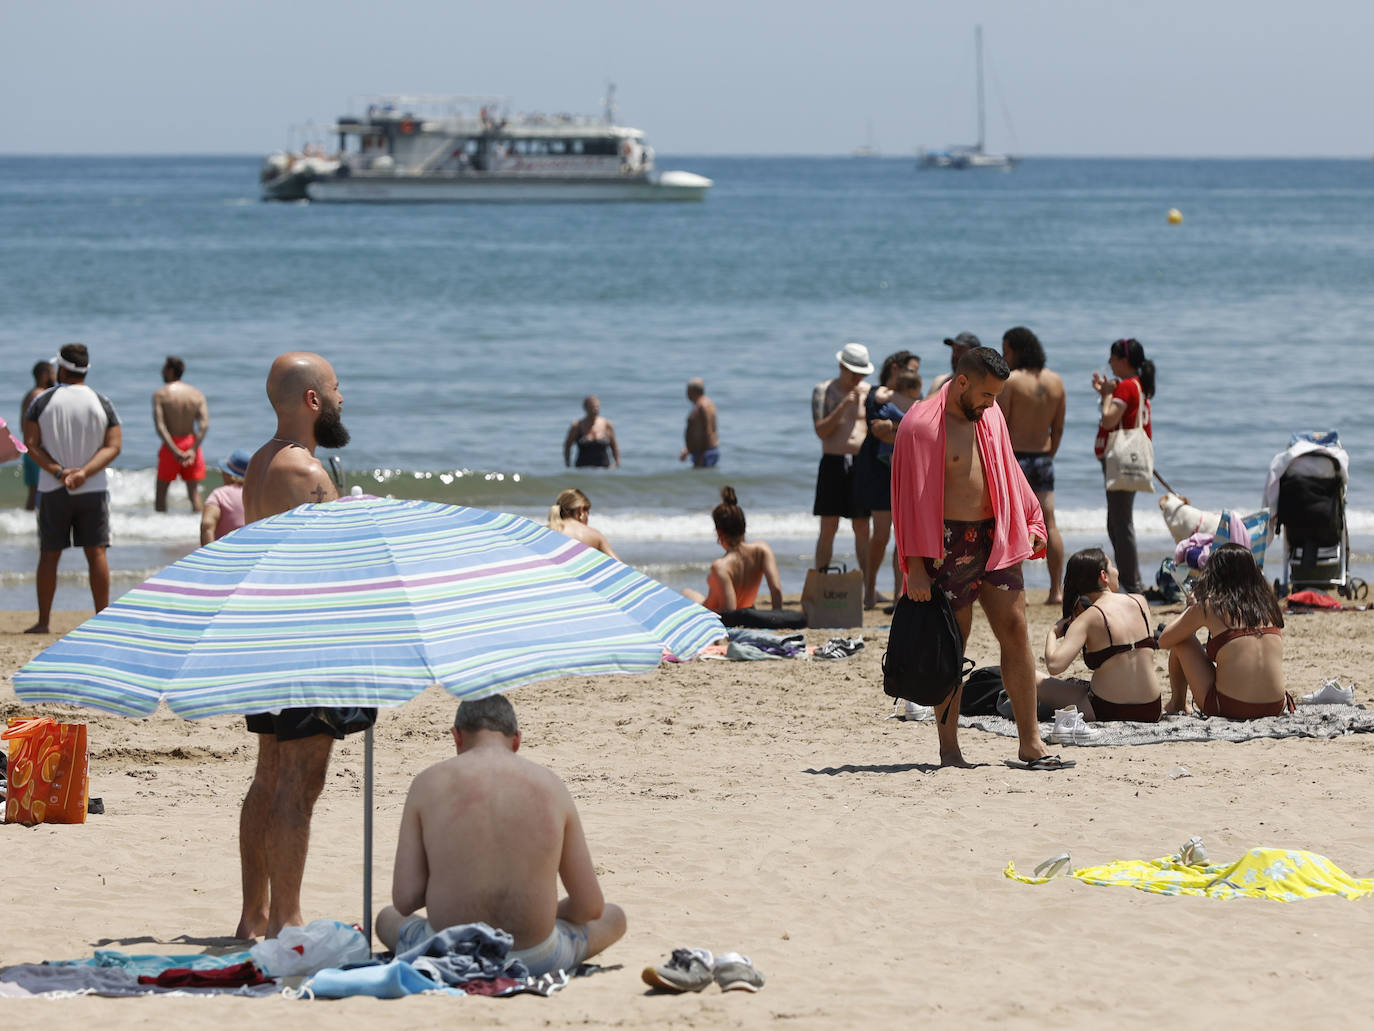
3;717;89;825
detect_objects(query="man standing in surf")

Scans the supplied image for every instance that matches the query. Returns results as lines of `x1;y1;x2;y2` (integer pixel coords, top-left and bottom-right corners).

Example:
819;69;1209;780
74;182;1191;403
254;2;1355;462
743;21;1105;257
235;351;377;939
891;346;1069;771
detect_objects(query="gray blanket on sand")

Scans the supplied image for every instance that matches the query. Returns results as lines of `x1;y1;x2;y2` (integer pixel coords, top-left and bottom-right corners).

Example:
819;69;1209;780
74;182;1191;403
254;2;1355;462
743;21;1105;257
960;704;1374;746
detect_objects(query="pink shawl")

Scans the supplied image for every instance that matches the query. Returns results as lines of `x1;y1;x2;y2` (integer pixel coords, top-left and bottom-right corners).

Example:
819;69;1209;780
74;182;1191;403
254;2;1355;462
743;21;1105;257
890;381;1045;588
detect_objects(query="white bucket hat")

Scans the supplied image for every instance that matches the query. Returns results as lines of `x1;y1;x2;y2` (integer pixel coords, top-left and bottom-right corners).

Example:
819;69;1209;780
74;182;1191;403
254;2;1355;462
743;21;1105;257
835;342;874;375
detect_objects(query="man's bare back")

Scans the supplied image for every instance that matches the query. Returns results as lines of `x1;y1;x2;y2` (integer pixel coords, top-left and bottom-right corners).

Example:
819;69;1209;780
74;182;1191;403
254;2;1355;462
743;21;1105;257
153;381;209;439
402;747;572;945
1000;368;1065;455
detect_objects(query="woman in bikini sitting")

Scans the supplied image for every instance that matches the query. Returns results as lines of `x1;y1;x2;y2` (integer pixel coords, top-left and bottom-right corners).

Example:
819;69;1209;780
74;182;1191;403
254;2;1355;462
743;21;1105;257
1039;547;1163;722
547;488;619;560
1158;542;1290;718
682;487;783;613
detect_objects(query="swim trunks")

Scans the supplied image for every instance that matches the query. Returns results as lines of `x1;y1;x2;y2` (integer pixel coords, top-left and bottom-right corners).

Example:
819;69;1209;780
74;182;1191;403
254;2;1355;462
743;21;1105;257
395;917;591;977
1015;451;1055;494
689;447;720;468
37;488;111;551
245;706;377;741
813;453;869;519
157;434;206;482
924;518;1023;610
22;452;40;488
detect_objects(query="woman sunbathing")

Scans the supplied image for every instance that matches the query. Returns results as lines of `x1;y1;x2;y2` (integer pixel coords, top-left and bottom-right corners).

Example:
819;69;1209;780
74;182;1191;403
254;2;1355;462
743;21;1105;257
1040;547;1163;722
547;488;619;560
682;487;783;613
1158;542;1290;718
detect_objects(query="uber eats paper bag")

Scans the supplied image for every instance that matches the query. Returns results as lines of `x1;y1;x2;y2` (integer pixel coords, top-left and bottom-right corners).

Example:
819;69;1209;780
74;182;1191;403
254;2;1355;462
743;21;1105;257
801;566;864;628
3;717;89;825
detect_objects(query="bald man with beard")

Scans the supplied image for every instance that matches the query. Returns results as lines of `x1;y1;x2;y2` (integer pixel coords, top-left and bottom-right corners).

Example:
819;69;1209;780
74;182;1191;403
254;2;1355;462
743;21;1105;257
235;351;376;940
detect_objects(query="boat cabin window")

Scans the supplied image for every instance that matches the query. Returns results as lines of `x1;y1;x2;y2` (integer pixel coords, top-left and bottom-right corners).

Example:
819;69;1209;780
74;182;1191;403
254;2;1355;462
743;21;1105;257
549;140;567;154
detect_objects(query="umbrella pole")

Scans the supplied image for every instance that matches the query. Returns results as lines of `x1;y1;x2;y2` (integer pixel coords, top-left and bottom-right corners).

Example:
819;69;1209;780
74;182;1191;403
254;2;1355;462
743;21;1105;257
363;724;373;946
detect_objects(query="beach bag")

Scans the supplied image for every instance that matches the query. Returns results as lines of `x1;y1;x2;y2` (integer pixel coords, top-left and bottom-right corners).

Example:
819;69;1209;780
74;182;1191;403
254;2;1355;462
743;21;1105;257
1103;428;1154;492
3;717;89;825
1102;393;1153;493
801;565;864;629
881;589;972;708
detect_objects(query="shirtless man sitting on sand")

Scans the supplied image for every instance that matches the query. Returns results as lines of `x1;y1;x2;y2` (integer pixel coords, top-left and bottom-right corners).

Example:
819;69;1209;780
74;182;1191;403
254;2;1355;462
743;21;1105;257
152;356;210;513
377;695;626;975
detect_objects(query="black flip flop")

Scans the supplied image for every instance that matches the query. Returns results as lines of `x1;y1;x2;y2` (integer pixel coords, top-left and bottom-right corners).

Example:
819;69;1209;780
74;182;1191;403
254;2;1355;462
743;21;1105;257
1004;755;1076;771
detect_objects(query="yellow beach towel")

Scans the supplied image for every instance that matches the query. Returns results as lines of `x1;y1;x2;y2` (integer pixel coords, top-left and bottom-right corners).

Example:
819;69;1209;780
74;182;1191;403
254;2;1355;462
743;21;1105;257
1005;848;1374;902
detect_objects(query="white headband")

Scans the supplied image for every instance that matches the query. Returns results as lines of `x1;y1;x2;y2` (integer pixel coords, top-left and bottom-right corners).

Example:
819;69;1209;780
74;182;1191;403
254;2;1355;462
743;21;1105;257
52;355;89;374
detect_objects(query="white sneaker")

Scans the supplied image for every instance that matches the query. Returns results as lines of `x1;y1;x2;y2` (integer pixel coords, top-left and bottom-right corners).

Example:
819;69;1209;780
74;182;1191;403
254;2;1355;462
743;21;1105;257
1049;706;1103;745
1299;679;1355;705
904;700;935;721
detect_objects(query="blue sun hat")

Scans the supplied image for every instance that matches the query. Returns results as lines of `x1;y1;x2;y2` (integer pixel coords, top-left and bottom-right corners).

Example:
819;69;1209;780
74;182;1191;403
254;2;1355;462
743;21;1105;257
220;449;252;479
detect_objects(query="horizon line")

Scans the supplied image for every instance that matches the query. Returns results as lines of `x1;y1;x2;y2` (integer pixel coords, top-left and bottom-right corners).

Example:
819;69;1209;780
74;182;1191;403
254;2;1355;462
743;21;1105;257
2;151;1373;161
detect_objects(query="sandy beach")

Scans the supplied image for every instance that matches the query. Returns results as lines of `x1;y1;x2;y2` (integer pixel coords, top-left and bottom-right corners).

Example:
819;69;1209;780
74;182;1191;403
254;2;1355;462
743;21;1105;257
3;598;1373;1029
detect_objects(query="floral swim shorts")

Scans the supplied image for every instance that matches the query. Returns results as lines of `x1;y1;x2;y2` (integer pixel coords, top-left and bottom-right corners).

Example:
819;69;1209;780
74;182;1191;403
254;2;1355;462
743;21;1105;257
924;519;1024;610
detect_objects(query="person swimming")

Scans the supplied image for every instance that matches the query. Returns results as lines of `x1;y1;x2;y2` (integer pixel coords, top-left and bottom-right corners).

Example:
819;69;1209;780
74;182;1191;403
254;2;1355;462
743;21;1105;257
1038;547;1163;722
682;487;783;613
1158;542;1290;719
547;488;619;560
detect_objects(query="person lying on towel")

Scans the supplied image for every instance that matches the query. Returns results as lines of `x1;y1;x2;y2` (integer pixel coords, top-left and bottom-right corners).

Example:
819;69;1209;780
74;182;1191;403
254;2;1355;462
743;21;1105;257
377;695;626;974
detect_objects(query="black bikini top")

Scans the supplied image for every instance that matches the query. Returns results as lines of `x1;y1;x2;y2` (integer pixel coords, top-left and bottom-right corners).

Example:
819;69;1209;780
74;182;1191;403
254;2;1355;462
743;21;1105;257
1081;596;1158;671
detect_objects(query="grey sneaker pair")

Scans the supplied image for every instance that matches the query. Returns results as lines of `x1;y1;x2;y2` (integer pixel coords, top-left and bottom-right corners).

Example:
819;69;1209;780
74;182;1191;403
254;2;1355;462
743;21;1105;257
641;948;765;993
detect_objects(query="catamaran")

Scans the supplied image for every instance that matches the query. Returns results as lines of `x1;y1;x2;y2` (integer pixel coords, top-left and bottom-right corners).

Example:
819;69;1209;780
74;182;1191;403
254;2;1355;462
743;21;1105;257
261;90;712;203
917;27;1018;170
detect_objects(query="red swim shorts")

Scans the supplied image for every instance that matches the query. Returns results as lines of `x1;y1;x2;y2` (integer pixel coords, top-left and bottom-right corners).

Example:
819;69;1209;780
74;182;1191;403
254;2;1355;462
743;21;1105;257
157;434;206;482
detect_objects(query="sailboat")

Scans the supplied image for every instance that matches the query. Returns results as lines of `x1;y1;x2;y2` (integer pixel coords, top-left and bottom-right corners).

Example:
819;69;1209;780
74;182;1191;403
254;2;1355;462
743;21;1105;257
852;119;879;158
917;26;1018;170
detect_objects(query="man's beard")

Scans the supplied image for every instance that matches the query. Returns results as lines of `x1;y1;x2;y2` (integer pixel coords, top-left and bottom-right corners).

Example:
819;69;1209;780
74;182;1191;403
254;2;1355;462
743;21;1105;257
315;404;350;449
958;393;987;422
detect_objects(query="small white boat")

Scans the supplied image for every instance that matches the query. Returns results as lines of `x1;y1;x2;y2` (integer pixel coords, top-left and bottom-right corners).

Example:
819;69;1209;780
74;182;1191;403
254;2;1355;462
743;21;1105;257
917;27;1018;171
261;90;712;203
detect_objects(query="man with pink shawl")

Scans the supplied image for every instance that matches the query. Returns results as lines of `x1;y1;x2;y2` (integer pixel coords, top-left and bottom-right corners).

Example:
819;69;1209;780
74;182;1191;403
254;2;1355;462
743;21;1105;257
892;346;1069;770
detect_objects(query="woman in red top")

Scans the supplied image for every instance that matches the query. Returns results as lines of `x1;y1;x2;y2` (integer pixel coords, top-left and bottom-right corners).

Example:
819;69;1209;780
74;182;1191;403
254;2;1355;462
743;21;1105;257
1092;338;1155;593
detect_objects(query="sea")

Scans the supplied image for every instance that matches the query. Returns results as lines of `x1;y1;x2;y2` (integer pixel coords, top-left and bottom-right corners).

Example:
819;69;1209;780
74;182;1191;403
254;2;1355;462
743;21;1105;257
1;155;1371;613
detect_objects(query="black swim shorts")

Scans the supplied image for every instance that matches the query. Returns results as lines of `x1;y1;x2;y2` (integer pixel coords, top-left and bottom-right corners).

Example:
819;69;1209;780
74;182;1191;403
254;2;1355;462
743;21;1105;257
813;454;870;519
1015;451;1055;494
245;706;378;741
37;489;111;552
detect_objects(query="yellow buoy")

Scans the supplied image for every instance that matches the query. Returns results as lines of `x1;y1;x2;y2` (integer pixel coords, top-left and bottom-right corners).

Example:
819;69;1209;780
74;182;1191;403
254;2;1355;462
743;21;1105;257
1167;208;1183;225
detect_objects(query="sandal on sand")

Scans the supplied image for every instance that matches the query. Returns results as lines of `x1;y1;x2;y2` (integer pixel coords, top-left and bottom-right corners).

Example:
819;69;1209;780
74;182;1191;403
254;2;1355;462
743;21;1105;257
1033;852;1073;879
1003;755;1076;771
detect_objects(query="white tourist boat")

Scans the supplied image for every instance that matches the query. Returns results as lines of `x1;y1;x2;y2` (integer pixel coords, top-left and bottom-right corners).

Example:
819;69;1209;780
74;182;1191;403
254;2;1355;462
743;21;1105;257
261;91;712;203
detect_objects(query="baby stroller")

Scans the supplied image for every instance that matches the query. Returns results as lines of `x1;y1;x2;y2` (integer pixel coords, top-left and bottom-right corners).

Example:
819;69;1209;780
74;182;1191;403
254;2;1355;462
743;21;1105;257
1265;430;1367;600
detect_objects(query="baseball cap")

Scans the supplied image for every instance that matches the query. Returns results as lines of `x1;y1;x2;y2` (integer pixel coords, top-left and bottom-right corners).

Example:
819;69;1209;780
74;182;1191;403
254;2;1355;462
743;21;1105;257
943;332;981;349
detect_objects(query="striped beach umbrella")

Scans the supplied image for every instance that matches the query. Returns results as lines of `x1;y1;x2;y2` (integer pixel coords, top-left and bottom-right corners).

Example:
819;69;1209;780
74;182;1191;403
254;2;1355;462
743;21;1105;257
15;495;724;715
14;495;725;940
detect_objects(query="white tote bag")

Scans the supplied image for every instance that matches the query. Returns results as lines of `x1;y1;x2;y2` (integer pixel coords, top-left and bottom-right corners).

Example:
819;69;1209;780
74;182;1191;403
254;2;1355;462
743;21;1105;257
1102;392;1154;493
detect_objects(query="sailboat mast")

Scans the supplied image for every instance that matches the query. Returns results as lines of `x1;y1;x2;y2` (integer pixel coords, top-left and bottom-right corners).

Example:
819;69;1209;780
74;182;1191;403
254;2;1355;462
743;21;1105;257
975;25;985;153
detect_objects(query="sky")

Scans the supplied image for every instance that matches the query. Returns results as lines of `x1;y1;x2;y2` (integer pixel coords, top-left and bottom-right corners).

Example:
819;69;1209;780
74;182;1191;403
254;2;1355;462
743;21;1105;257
3;0;1373;157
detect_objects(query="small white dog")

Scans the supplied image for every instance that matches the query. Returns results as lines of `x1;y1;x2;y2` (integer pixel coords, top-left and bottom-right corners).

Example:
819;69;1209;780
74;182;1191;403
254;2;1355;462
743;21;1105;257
1158;493;1221;544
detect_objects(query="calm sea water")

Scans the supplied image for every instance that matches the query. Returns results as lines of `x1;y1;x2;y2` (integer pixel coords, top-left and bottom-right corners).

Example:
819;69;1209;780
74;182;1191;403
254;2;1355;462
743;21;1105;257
1;155;1370;610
